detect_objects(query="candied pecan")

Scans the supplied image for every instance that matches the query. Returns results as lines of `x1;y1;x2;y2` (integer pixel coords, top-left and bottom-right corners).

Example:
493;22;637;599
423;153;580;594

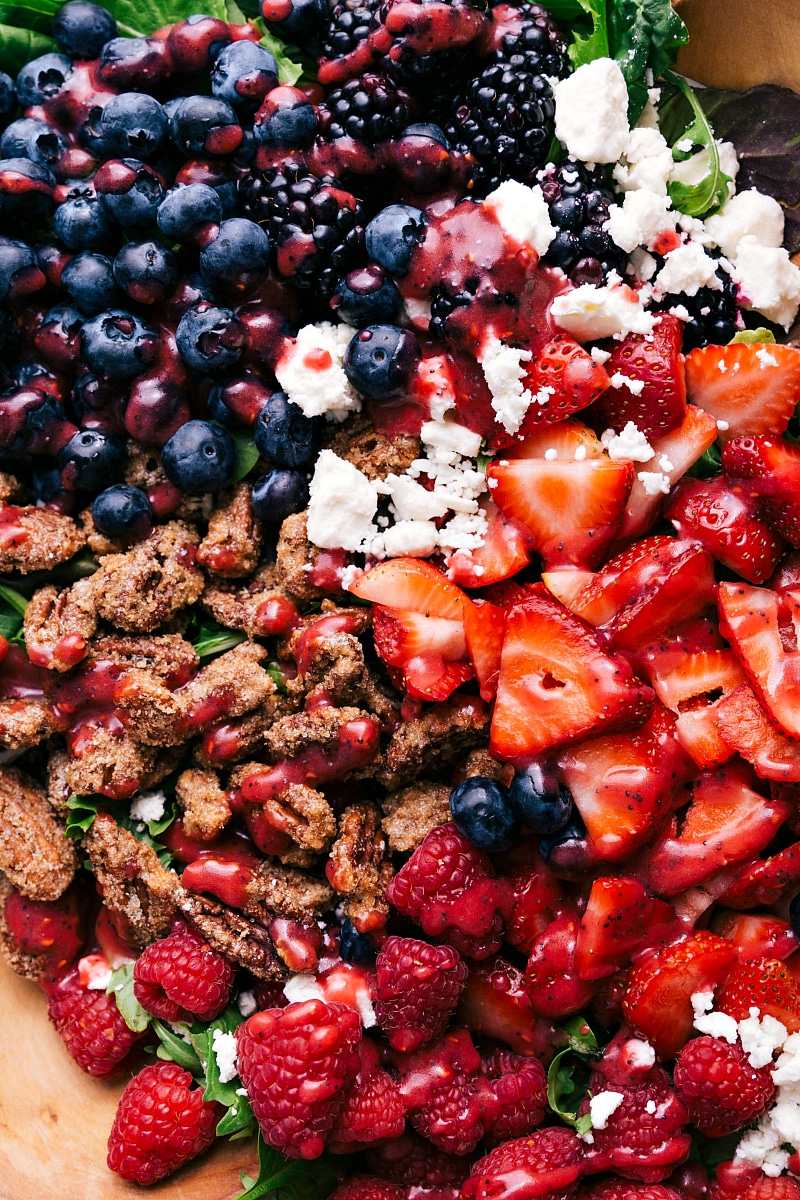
23;578;99;672
197;484;262;579
0;473;23;504
86;632;199;681
193;690;302;769
83;813;180;948
275;511;352;602
202;562;298;638
327;802;393;932
329;420;420;481
63;724;164;801
92;521;204;632
175;768;231;842
231;768;335;855
457;748;515;788
381;782;452;853
245;861;334;920
288;631;370;707
124;440;207;523
47;749;71;813
79;507;126;557
0;873;43;981
179;890;286;981
377;696;489;791
264;704;376;767
0;766;77;901
0;505;85;574
0;699;59;751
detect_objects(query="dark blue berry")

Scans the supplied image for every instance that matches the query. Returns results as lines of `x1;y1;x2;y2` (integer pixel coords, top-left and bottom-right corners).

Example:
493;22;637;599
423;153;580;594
1;118;65;169
53;1;117;58
31;463;64;504
210;41;278;114
330;265;402;327
176;303;247;374
95;159;165;228
58;429;125;491
0;239;44;303
80;309;159;380
538;810;587;865
99;92;167;160
0;72;16;122
0;158;54;223
112;240;177;305
254;86;318;148
339;917;377;965
199;217;271;292
250;469;309;522
97;37;171;89
53;185;115;252
253;391;321;469
260;0;328;48
365;205;427;277
162;419;236;494
403;122;450;147
449;775;519;853
169;95;242;157
61;251;121;315
390;125;452;191
92;483;153;540
157;183;222;243
344;324;420;402
509;762;573;835
16;53;73;108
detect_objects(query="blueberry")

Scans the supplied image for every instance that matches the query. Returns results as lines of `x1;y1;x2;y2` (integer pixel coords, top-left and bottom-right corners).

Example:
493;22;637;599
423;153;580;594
176;302;247;374
98;37;171;90
92;483;152;540
80;309;159;380
509;762;573;835
338;917;377;965
546;228;580;271
331;265;402;327
0;72;16;122
54;187;115;252
16;53;73;108
210;41;278;114
58;429;125;491
403;122;450;147
31;463;64;504
449;775;519;853
207;376;273;428
1;118;66;169
365;205;427;277
162;419;236;494
250;469;309;522
0;239;44;303
254;85;318;148
0;158;55;223
175;159;239;218
199;217;271;292
254;391;321;468
390;125;452;191
61;252;120;315
538;810;588;864
99;92;167;160
113;240;178;305
550;196;584;231
157;183;222;243
53;1;117;58
260;0;328;47
169;95;243;157
95;158;165;228
344;324;420;402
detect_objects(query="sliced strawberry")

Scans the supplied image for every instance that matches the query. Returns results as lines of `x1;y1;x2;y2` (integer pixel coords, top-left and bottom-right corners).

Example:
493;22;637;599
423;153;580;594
524;908;597;1019
719;842;800;910
574;877;680;982
463;598;504;702
541;569;595;608
490;593;654;761
684;342;800;444
480;579;541;607
558;705;693;863
639;762;790;897
505;417;605;461
711;911;799;964
588;313;687;439
491;335;610;449
622;932;737;1059
716;957;800;1030
350;557;471;619
666;475;786;584
487;456;634;569
456;956;565;1061
716;682;800;782
723;435;800;547
717;581;800;738
446;496;531;588
373;608;468;666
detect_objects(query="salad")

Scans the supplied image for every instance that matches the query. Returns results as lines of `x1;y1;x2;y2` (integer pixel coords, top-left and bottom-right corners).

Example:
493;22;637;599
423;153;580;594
3;0;800;1196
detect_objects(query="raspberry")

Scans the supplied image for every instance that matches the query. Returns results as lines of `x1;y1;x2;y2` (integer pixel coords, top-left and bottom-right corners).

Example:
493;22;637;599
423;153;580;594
580;1069;691;1184
576;1184;683;1200
235;998;362;1159
709;1164;800;1200
106;1061;219;1185
328;1037;406;1152
47;966;142;1078
132;923;234;1023
673;1035;776;1137
461;1128;584;1200
366;1130;472;1191
328;1178;405;1200
478;1049;548;1145
394;1029;485;1155
375;935;468;1052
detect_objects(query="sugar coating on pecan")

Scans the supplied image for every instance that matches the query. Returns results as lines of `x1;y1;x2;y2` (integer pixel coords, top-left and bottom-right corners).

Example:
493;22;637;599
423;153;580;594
197;483;263;579
0;766;77;902
83;813;180;949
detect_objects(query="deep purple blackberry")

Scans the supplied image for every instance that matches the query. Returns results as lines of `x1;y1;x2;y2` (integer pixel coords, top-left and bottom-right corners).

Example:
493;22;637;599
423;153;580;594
655;262;741;351
318;72;415;143
540;160;627;285
428;273;479;341
321;0;380;66
444;62;555;195
239;164;366;296
489;3;569;79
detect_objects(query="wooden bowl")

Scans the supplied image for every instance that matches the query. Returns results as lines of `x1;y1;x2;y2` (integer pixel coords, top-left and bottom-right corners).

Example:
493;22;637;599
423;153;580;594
2;1;799;1195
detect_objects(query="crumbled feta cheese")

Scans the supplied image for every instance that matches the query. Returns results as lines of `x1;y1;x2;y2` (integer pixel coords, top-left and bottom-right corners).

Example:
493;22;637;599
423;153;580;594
340;564;364;592
736;1029;800;1176
717;419;730;431
283;973;325;1005
355;985;377;1029
212;1029;239;1084
631;248;658;283
738;1008;788;1069
637;471;671;496
658;454;674;472
732;237;800;329
773;1032;800;1086
691;991;715;1018
534;385;556;407
276;322;359;421
129;789;166;824
551;282;655;340
590;346;612;364
718;140;740;187
544;447;558;461
694;1009;739;1044
610;372;646;396
574;444;586;461
420;418;483;462
480;337;533;435
757;347;779;368
736;1121;790;1178
676;138;693;154
607;189;677;254
654;241;722;299
237;990;257;1017
374;520;440;559
717;359;727;373
79;954;113;991
384;473;450;522
589;1091;625;1130
669;304;691;321
601;422;654;462
613;127;674;195
624;1038;656;1070
306;450;379;552
483;180;556;256
705;188;785;257
404;297;432;329
554;58;629;164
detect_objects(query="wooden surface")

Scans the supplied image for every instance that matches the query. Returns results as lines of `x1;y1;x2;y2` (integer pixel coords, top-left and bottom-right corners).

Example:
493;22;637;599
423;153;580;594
676;0;800;91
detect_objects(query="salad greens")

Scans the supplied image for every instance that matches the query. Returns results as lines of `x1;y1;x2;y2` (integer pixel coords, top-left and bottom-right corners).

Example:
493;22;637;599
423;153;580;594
545;1014;600;1136
660;72;732;218
0;582;27;644
63;789;177;864
234;1132;339;1200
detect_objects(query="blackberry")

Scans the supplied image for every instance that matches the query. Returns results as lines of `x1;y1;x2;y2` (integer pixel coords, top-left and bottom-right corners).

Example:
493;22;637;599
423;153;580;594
489;3;570;79
318;72;415;143
239;164;366;296
540;160;628;285
444;62;555;195
655;262;741;351
321;0;380;65
429;274;479;341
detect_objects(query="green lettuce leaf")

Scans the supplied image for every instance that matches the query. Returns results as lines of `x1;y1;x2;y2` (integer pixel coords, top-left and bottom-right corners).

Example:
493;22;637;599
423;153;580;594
608;0;688;121
106;963;151;1033
0;22;55;72
233;1132;339;1200
101;0;226;38
546;1015;599;1135
0;583;27;644
661;72;732;218
64;794;99;839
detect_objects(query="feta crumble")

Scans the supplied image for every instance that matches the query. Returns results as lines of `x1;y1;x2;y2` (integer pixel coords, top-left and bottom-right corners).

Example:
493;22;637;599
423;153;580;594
129;789;166;824
276;322;359;421
609;371;646;396
705;188;785;258
589;1091;625;1130
212;1029;239;1084
654;241;722;299
613;127;674;195
483;180;556;256
601;422;654;462
551;282;655;340
637;471;671;496
237;991;257;1018
480;337;533;435
732;238;800;329
282;973;325;1005
554;59;630;164
757;347;779;368
306;450;379;552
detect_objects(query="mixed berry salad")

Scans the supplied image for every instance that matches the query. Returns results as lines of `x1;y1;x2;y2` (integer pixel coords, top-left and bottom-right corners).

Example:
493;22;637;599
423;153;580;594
4;0;800;1196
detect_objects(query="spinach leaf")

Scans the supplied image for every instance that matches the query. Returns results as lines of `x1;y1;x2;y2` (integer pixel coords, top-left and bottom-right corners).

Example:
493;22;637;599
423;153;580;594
0;582;27;644
0;22;55;72
686;441;722;480
547;0;608;67
64;793;99;839
230;429;262;484
102;0;226;38
662;73;732;218
151;1017;205;1073
0;0;59;35
255;19;308;86
546;1015;599;1135
188;1005;258;1139
106;963;151;1033
233;1132;339;1200
608;0;688;121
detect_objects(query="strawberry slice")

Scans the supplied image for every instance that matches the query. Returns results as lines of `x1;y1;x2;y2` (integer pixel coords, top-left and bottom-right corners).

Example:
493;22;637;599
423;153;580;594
719;842;800;910
716;957;800;1030
684;342;800;444
350;557;470;619
463;598;504;702
587;313;687;439
716;682;800;782
456;956;565;1059
574;877;679;982
558;705;693;863
524;907;597;1018
712;911;799;963
505;417;605;461
490;593;654;760
639;762;791;897
622;932;737;1059
487;456;634;569
666;475;786;584
446;496;531;588
723;435;800;547
718;580;800;738
642;643;745;769
490;335;610;449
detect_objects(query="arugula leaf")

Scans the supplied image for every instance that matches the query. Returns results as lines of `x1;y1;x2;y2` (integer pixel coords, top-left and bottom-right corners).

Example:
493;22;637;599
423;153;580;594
106;963;151;1033
64;793;100;839
152;1017;205;1073
0;584;28;616
730;328;777;345
187;1005;259;1139
194;623;248;659
607;0;688;121
0;583;27;644
545;0;608;68
661;73;732;218
0;23;55;74
546;1015;599;1135
255;19;309;86
233;1132;339;1200
118;800;176;868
